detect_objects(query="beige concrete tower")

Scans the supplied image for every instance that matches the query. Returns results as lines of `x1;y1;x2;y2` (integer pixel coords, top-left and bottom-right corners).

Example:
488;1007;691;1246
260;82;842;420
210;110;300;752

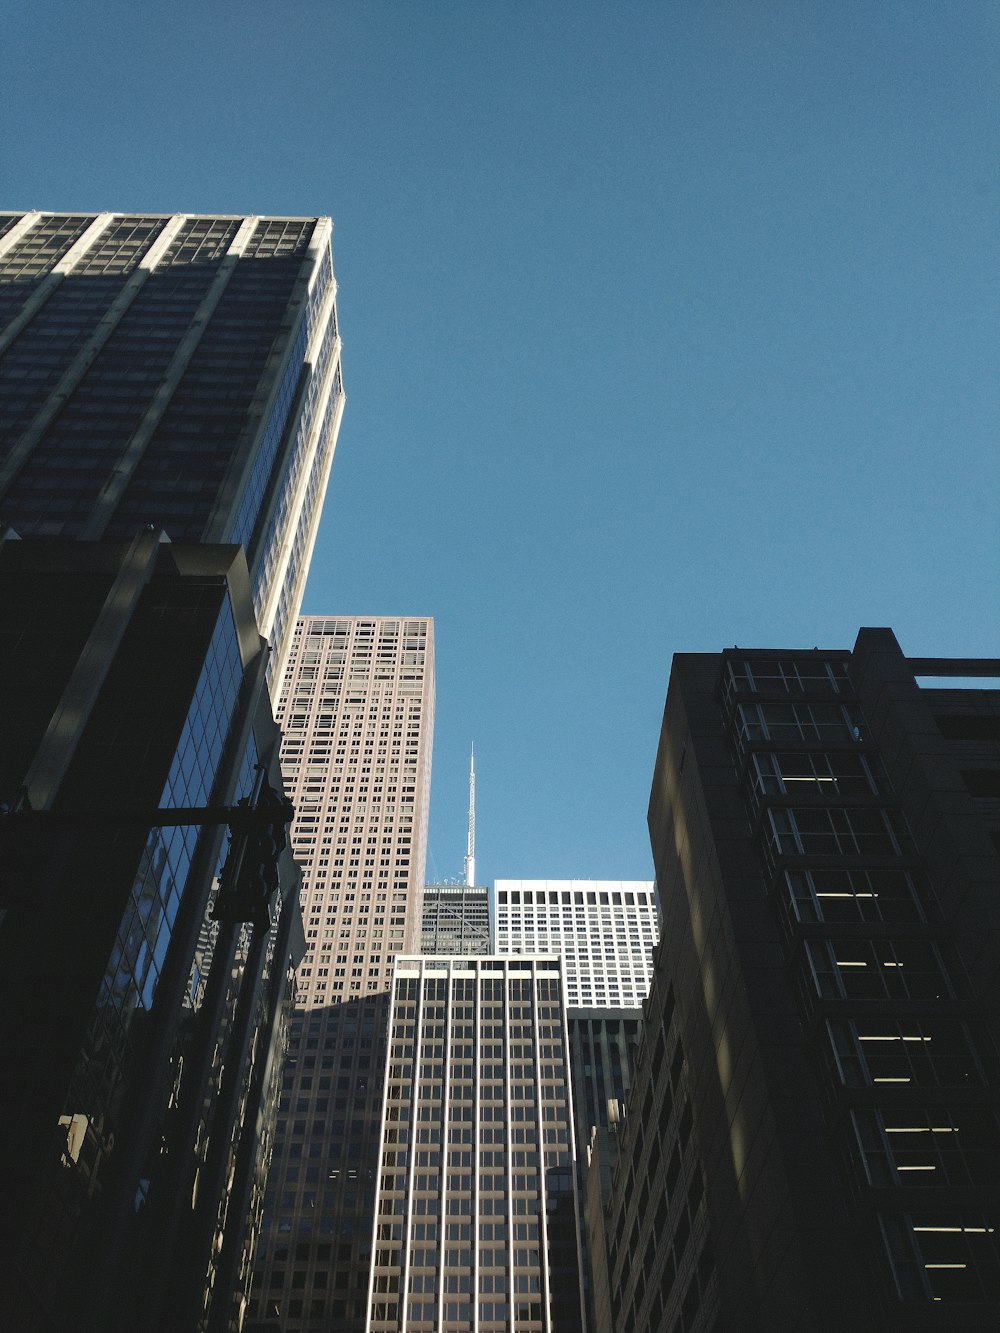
249;616;434;1333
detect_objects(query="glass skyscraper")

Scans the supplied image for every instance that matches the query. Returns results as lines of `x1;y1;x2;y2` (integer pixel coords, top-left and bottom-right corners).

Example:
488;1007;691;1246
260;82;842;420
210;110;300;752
0;210;344;685
0;213;343;1333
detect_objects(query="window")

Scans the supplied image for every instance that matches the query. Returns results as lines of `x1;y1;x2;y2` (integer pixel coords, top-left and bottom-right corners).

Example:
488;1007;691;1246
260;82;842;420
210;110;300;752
850;1107;1000;1189
782;868;924;925
804;938;951;1002
879;1213;1000;1303
765;806;911;861
750;749;882;808
826;1019;986;1089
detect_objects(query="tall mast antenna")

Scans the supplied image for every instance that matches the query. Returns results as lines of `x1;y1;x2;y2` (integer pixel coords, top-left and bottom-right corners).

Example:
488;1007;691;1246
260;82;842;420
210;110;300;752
464;745;476;887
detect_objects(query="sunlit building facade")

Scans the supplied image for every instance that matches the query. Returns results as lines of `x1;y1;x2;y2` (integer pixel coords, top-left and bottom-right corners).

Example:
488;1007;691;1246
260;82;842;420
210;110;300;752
494;880;658;1010
248;616;435;1333
367;955;587;1333
0;209;344;685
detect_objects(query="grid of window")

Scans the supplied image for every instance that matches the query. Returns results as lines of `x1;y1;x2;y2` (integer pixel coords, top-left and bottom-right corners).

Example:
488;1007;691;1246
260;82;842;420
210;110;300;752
720;649;998;1318
250;616;434;1333
494;881;659;1009
0;215;341;680
421;885;491;954
106;235;308;539
0;217;171;442
367;959;585;1333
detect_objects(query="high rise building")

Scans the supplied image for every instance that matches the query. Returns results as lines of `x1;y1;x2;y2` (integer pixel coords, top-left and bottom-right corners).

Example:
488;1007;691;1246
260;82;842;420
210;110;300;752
0;210;344;684
249;616;435;1333
494;880;658;1010
601;629;1000;1332
0;212;344;1333
422;883;492;954
0;534;303;1333
366;955;587;1333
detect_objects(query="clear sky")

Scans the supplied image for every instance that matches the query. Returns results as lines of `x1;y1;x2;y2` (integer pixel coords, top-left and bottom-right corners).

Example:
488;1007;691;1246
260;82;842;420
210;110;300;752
6;2;998;887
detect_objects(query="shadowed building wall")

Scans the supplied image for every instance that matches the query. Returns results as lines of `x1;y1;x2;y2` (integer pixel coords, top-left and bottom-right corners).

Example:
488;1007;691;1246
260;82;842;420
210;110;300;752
0;535;303;1333
599;629;1000;1333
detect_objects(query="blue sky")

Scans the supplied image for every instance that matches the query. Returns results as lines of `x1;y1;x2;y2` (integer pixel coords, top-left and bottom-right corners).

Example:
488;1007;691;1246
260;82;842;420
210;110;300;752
6;2;997;886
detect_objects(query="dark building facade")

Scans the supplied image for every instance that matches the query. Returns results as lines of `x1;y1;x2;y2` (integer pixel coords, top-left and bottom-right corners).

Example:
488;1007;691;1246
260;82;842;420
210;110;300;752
0;210;344;684
0;212;345;1331
600;629;1000;1332
0;535;304;1333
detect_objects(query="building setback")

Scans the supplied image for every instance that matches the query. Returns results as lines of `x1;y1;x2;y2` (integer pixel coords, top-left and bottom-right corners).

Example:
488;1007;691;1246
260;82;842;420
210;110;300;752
248;616;435;1333
600;629;1000;1332
366;955;587;1333
0;212;344;1333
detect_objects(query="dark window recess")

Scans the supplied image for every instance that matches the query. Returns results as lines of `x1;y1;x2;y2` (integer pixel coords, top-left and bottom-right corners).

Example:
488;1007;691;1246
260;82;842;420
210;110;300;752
666;1145;682;1195
670;1040;685;1090
681;1272;701;1326
697;1236;715;1285
961;769;1000;798
678;1102;694;1150
935;714;1000;742
687;1171;704;1213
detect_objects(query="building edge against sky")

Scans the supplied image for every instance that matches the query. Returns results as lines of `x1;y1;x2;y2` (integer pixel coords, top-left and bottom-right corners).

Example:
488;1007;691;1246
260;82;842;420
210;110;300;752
248;616;434;1333
0;210;346;689
0;213;344;1333
593;629;1000;1333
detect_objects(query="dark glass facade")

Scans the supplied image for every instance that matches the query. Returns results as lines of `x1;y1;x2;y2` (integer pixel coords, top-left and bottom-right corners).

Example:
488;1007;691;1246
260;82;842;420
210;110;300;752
0;210;345;680
0;210;345;1332
0;537;304;1333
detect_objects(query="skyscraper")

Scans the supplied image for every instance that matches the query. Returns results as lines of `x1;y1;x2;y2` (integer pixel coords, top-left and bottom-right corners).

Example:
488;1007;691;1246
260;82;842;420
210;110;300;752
0;210;344;684
249;616;435;1333
0;212;344;1332
366;955;587;1333
601;629;1000;1331
0;534;303;1333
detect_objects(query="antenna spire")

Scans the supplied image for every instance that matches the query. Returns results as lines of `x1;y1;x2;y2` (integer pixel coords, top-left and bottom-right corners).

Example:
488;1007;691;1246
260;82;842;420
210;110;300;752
464;745;476;886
